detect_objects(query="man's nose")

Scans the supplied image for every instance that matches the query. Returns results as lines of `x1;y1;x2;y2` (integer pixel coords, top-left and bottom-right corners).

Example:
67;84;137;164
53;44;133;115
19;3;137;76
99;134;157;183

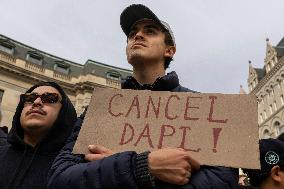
134;30;144;40
32;97;43;106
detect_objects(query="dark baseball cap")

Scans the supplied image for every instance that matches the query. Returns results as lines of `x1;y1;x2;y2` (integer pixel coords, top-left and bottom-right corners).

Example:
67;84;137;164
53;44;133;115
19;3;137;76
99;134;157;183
243;138;284;186
120;4;175;46
259;138;284;172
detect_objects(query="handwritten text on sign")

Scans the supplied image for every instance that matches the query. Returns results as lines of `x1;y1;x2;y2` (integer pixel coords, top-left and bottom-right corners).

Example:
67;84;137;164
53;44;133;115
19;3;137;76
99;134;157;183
74;88;259;169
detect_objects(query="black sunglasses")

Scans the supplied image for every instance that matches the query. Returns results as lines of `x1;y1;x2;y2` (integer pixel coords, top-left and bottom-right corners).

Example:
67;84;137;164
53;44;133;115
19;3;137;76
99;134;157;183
21;92;62;104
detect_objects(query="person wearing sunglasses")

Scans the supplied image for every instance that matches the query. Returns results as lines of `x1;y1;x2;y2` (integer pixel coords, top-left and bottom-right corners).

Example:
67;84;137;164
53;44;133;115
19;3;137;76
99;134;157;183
0;81;77;189
48;4;238;189
243;135;284;189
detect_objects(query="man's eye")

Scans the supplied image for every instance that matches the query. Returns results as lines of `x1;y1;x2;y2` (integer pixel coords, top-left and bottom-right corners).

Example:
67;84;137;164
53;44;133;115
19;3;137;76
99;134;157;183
145;28;155;34
128;31;136;38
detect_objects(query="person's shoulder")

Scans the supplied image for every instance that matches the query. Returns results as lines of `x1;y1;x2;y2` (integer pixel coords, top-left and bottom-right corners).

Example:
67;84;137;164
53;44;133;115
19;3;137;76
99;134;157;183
189;166;239;189
0;126;8;136
0;143;11;160
172;85;199;93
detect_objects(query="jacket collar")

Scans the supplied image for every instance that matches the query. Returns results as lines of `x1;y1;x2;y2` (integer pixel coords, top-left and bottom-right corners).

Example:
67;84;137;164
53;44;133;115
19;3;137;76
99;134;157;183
122;71;180;91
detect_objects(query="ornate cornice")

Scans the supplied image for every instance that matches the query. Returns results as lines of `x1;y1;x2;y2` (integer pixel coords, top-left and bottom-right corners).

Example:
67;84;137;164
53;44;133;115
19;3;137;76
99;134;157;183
250;57;284;95
259;104;284;127
0;59;75;93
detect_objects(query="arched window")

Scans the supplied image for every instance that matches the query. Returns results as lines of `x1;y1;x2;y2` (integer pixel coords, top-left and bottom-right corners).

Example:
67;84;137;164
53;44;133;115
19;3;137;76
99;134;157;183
274;121;284;136
259;113;263;123
262;129;271;139
0;89;4;106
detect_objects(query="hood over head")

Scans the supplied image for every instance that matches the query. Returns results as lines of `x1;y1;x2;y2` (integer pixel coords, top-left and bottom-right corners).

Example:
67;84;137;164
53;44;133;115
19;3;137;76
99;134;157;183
7;82;77;153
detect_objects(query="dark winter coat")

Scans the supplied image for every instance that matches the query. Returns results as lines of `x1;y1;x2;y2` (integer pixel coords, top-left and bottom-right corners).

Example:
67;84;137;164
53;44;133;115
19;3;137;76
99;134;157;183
0;82;77;189
48;71;238;189
0;126;8;146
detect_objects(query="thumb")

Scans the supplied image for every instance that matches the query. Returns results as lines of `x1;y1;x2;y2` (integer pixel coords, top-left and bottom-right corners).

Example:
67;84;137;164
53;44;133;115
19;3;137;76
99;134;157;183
88;145;108;154
186;153;200;171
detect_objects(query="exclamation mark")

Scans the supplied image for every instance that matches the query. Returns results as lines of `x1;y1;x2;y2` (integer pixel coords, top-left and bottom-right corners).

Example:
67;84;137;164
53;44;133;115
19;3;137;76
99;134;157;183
212;128;222;153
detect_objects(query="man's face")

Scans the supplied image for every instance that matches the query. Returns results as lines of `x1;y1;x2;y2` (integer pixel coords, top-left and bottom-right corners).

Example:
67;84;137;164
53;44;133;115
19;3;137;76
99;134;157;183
126;20;175;66
20;86;62;133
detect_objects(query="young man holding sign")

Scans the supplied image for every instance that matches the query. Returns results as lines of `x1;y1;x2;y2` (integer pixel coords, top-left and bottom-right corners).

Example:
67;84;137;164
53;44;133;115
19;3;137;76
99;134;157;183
48;4;238;189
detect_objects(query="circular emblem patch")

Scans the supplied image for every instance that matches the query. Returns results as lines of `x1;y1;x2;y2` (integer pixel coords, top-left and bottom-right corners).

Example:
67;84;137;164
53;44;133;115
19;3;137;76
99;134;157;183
265;151;279;165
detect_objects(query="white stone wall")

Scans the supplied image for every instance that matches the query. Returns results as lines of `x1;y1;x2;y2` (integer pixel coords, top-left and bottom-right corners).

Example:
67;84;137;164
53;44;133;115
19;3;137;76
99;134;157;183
0;51;122;129
249;41;284;139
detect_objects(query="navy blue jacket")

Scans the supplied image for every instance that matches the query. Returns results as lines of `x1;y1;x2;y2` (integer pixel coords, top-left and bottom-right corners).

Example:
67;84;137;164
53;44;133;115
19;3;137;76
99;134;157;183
0;126;8;146
48;71;239;189
0;82;77;189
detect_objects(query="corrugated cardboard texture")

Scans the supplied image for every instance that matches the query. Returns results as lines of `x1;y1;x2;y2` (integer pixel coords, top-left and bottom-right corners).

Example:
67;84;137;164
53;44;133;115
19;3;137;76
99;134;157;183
74;88;260;169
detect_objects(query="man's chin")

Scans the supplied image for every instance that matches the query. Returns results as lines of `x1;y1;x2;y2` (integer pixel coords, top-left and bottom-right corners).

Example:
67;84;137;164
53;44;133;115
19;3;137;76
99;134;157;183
128;54;146;65
25;125;44;130
22;122;48;131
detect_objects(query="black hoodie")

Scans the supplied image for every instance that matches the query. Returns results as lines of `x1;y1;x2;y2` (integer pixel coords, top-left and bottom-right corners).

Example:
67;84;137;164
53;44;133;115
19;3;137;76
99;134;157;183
0;126;8;146
0;82;77;189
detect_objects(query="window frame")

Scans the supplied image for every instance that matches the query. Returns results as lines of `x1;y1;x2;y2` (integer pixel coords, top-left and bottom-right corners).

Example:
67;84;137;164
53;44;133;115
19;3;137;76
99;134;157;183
26;52;43;65
0;41;15;55
54;62;70;75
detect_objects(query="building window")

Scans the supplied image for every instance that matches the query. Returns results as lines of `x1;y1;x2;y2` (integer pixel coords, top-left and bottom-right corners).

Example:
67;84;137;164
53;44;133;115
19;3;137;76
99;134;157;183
267;64;270;72
274;121;283;136
0;89;4;105
54;63;70;75
0;42;14;55
260;113;263;123
266;94;269;102
106;71;121;81
263;129;270;139
268;90;274;98
269;104;273;114
277;127;284;136
264;110;267;119
26;52;43;65
273;101;277;111
261;97;264;105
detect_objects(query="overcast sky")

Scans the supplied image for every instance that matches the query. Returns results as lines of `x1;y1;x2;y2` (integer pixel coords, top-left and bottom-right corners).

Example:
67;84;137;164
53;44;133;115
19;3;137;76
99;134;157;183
0;0;283;93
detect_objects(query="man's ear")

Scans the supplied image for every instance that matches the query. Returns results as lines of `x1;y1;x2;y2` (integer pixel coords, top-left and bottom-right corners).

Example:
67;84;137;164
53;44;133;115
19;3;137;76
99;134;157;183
164;46;176;58
270;165;284;183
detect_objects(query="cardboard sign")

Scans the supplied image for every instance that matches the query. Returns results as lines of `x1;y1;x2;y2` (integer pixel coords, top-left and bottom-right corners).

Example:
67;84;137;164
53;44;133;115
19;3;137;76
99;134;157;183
74;87;260;169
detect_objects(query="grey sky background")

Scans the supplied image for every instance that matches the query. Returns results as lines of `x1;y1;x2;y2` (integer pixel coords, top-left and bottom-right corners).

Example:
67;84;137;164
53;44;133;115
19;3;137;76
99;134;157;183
0;0;283;93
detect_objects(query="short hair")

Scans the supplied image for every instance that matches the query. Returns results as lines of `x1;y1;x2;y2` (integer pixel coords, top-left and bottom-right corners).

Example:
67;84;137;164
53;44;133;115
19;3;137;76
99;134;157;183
163;30;175;69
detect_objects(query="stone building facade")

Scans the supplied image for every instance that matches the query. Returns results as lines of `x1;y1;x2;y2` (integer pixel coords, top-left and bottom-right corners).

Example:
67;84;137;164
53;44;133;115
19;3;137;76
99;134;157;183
0;34;132;128
248;38;284;139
